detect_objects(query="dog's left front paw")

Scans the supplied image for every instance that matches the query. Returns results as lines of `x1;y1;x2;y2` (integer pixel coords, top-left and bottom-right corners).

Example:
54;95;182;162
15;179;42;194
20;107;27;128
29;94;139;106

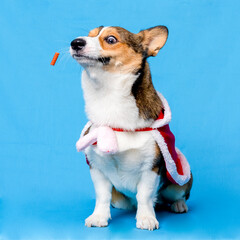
85;213;109;227
136;215;159;231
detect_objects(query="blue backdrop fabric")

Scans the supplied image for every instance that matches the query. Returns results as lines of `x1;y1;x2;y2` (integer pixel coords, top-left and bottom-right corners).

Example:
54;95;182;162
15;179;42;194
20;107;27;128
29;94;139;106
0;0;240;239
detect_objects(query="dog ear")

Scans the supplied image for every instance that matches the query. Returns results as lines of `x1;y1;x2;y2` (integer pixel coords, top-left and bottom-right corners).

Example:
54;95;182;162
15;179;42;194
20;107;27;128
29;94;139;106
137;26;168;57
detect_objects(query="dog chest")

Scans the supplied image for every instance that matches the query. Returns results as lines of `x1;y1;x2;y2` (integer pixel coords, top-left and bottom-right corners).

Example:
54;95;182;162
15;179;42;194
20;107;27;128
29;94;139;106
86;131;156;197
81;70;154;130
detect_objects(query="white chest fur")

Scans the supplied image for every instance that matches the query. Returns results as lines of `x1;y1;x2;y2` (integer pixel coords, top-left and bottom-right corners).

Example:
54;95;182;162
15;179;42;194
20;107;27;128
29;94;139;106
81;69;154;130
81;67;157;198
86;129;156;198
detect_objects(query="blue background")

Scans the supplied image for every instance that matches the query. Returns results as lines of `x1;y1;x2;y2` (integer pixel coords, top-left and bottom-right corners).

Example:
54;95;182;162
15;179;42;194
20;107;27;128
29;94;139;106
1;0;240;239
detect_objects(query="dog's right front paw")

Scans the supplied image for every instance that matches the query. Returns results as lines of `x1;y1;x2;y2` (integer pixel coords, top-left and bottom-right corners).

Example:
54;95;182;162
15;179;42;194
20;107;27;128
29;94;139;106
85;214;109;227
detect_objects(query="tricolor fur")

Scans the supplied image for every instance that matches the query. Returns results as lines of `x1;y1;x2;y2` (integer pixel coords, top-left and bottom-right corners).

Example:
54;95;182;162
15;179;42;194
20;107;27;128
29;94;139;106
70;26;193;230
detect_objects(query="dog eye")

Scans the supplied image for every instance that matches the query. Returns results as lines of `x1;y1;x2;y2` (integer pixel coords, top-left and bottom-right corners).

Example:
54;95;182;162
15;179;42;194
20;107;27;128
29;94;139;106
105;36;117;44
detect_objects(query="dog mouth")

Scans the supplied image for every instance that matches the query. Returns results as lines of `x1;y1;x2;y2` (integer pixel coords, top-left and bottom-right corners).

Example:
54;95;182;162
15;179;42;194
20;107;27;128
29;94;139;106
72;54;110;65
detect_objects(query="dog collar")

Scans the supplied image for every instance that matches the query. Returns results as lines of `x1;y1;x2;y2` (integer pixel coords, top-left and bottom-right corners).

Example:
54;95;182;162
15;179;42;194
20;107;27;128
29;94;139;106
111;110;165;132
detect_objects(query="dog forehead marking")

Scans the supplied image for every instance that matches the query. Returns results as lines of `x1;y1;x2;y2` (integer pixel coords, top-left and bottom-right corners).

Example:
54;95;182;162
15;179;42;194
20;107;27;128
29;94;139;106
86;27;109;52
98;26;109;36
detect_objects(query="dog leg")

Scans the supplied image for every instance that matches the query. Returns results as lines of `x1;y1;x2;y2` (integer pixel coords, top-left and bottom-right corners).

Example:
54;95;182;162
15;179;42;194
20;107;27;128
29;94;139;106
170;199;188;213
85;168;112;227
111;186;135;210
160;174;193;213
136;170;160;231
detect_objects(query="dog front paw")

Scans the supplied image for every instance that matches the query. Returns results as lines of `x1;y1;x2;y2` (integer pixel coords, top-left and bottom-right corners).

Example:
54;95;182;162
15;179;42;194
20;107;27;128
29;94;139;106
136;215;159;231
85;213;109;227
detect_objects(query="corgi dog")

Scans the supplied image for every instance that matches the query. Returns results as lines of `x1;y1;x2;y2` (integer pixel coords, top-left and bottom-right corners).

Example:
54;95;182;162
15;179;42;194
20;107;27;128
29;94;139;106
70;26;193;231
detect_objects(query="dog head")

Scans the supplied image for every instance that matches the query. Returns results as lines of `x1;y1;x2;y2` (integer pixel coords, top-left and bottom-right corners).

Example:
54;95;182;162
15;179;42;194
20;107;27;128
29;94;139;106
70;26;168;74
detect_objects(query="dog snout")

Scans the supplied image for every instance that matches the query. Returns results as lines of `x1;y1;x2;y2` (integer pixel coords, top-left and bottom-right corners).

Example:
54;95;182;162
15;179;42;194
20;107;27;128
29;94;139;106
71;38;86;51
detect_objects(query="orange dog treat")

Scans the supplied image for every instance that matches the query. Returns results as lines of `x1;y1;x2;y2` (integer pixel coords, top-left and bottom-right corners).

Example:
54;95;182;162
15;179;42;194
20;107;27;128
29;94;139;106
50;52;59;65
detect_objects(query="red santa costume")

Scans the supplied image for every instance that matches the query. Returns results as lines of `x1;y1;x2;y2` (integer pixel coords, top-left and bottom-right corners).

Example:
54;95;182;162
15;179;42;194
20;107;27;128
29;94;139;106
76;92;191;186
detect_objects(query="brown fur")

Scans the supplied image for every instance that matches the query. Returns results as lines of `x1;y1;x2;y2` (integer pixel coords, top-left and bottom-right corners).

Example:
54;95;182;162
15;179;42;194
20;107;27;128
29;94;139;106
98;27;143;74
137;26;168;56
111;186;127;205
95;26;166;120
88;26;104;37
87;25;168;75
86;26;168;120
83;125;92;168
132;61;163;120
160;174;193;203
151;144;169;185
111;186;134;210
152;143;164;174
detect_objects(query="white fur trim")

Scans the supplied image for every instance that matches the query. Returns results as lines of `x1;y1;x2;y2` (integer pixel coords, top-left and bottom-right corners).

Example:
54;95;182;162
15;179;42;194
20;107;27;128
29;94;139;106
151;93;190;185
76;128;98;152
151;92;172;129
80;121;92;138
151;130;190;186
175;148;191;180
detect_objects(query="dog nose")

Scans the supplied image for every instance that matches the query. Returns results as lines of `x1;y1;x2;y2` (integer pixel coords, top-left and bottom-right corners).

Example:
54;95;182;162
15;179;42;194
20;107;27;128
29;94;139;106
71;38;86;51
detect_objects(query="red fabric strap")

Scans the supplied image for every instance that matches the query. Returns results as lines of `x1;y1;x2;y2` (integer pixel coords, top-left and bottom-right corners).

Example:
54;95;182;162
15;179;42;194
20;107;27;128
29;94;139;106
112;110;165;132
